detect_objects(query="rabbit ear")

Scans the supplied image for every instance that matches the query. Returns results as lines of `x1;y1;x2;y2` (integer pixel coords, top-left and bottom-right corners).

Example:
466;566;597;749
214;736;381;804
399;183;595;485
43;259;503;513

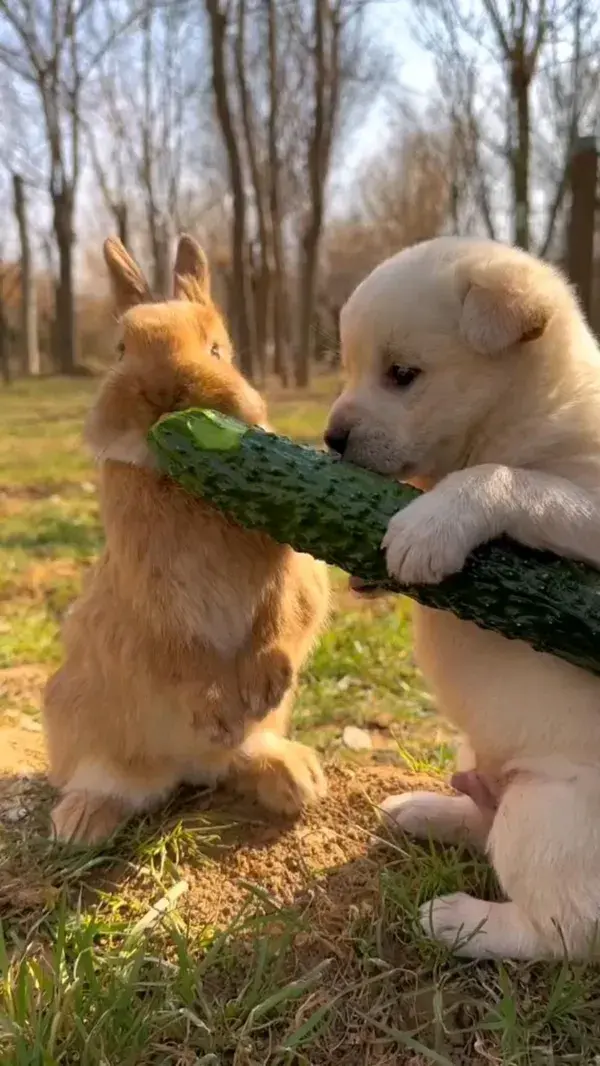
173;234;211;302
103;238;153;315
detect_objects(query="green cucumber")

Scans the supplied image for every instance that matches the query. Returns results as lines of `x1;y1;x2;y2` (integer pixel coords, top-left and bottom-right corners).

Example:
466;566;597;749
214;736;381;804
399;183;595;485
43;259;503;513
148;408;600;677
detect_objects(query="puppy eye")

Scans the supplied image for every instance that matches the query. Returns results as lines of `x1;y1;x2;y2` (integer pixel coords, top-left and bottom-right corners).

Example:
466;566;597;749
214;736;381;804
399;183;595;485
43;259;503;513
387;364;421;388
116;342;125;360
210;342;221;360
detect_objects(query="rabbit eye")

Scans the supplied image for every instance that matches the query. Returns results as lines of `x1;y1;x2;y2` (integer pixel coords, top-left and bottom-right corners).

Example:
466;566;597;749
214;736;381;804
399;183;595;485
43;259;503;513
116;342;125;360
210;342;221;360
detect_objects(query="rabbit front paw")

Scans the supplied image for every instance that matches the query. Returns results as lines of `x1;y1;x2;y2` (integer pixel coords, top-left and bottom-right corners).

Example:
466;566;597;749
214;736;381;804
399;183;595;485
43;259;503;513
253;738;327;817
237;646;294;720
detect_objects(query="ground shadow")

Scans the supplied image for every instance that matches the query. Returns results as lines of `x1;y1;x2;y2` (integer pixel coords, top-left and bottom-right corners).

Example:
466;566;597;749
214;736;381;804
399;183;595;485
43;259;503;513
0;763;590;1065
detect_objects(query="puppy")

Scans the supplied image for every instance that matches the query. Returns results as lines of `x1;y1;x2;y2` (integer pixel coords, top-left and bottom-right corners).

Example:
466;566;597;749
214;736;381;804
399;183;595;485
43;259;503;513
325;237;600;960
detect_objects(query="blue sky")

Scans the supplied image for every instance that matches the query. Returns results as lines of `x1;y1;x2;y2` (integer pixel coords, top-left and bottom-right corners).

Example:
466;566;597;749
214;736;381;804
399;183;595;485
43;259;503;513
335;0;436;203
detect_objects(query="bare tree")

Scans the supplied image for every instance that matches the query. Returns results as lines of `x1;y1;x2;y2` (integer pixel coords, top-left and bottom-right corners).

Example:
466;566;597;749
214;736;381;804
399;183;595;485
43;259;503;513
361;128;454;248
0;1;143;372
322;121;455;317
293;0;383;386
0;264;18;385
86;1;200;293
86;118;130;248
202;0;386;386
12;173;40;376
205;0;255;380
266;0;291;385
483;0;546;249
294;0;336;386
417;0;600;253
233;0;270;382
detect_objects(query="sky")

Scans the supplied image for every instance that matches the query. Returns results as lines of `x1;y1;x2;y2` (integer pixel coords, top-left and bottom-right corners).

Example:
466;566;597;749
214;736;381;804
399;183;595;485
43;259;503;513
337;0;436;196
0;0;437;277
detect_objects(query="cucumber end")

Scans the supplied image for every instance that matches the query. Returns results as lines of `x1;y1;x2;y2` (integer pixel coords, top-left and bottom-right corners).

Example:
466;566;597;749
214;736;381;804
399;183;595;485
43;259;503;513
153;408;249;453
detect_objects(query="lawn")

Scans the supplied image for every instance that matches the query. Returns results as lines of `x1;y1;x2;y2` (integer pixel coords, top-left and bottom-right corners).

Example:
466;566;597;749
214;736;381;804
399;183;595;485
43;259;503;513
1;377;599;1065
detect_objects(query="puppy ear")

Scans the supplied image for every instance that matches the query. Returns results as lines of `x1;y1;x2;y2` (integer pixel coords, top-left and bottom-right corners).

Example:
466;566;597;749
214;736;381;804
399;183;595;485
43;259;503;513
103;238;153;315
459;259;552;355
173;234;210;302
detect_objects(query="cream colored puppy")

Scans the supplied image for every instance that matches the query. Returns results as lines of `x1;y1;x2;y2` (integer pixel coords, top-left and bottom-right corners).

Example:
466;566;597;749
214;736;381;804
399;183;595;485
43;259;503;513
325;237;600;960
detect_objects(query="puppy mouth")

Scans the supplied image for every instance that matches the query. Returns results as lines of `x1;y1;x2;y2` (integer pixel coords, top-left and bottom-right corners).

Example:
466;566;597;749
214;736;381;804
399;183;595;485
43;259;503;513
340;450;415;483
349;575;387;598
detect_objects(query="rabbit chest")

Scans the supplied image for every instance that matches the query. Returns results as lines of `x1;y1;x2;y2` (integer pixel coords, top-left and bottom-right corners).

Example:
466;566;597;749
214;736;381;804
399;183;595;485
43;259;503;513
101;465;277;657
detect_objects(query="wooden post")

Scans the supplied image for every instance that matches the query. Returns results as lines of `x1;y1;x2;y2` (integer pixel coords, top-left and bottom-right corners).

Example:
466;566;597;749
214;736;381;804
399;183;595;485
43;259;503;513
566;136;597;320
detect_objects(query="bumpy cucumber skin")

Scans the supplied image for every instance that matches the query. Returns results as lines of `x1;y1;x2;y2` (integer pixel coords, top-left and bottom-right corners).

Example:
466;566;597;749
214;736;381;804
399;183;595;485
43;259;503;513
148;409;600;678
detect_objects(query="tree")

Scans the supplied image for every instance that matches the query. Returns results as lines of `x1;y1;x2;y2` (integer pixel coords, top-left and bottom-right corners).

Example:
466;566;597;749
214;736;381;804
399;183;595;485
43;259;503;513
292;0;384;386
266;0;291;386
205;0;255;380
322;121;454;320
0;0;143;372
12;173;40;376
203;0;386;386
416;0;600;254
0;263;18;386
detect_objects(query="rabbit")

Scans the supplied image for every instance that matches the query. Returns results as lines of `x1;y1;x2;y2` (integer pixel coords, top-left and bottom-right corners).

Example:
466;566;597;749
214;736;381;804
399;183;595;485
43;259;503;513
43;235;329;845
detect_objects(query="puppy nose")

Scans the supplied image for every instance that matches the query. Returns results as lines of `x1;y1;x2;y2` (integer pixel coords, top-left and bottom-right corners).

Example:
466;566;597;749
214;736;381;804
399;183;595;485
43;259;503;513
324;428;350;456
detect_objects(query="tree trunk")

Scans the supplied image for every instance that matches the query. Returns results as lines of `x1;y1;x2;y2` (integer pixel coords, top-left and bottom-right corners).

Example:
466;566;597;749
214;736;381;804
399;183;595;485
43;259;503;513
115;202;129;249
13;174;40;377
149;213;171;298
296;0;328;389
248;242;269;386
254;258;270;385
510;41;530;251
566;136;597;320
53;188;77;374
296;229;320;388
266;0;290;386
235;0;270;381
0;296;10;386
206;0;255;381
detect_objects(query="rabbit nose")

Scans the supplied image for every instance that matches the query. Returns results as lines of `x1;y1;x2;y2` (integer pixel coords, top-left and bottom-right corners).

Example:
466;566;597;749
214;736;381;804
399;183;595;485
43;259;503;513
324;428;350;456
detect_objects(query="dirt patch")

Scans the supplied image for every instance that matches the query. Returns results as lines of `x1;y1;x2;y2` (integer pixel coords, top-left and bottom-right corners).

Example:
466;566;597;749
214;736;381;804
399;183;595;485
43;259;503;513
0;722;46;777
0;725;444;933
0;664;48;701
181;763;445;929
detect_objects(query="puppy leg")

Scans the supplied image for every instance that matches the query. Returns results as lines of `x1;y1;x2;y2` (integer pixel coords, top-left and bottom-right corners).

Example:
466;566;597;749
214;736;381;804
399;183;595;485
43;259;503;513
420;772;600;960
231;729;327;817
383;464;600;587
419;895;546;959
380;791;493;849
51;760;177;845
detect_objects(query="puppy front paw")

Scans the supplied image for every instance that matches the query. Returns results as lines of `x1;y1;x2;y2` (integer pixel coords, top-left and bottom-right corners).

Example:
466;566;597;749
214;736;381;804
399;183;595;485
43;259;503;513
237;646;294;720
382;496;477;585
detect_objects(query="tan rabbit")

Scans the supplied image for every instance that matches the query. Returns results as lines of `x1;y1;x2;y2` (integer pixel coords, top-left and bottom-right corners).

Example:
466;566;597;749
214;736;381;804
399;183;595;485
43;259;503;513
43;235;329;845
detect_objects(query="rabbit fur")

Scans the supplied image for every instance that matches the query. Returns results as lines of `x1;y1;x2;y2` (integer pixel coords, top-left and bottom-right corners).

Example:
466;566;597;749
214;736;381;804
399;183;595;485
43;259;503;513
43;235;329;845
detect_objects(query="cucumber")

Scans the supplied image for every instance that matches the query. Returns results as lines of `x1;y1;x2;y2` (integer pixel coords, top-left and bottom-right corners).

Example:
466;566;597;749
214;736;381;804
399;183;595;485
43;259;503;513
148;408;600;677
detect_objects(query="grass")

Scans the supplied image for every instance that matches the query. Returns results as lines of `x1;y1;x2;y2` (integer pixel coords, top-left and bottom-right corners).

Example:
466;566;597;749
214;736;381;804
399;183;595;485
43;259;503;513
1;376;599;1064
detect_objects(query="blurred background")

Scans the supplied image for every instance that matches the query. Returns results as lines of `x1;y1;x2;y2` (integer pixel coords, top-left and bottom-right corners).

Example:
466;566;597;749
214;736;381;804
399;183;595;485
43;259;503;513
1;0;599;388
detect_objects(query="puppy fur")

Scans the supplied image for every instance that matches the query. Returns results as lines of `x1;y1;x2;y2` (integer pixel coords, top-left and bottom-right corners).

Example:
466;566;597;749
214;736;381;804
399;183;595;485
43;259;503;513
44;236;329;846
326;237;600;960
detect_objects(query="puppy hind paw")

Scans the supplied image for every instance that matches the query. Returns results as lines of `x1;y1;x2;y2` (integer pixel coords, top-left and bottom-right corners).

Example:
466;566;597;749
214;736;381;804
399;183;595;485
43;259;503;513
419;892;493;956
